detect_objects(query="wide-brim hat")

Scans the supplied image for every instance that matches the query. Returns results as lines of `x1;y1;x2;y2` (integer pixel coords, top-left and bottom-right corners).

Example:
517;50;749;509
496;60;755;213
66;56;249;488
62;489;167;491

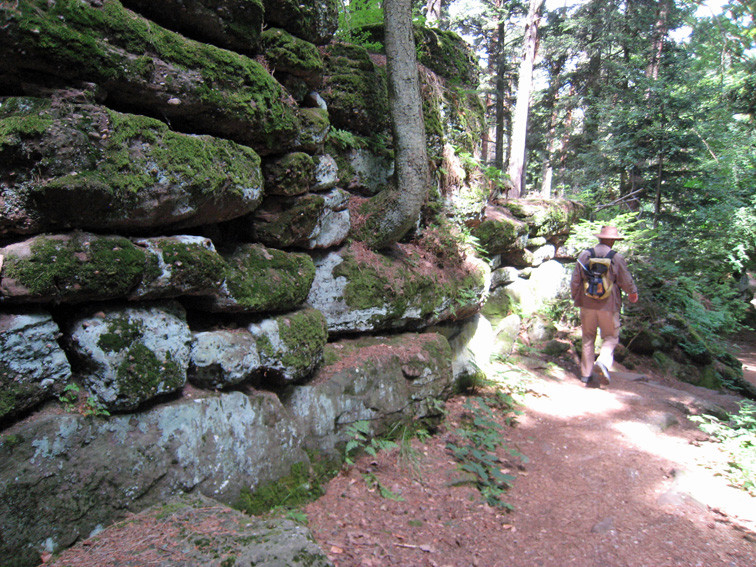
594;225;625;240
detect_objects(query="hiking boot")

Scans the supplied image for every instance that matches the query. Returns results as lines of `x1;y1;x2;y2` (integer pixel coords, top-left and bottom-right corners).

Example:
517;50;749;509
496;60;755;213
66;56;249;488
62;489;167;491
580;375;592;384
585;376;601;388
593;361;611;385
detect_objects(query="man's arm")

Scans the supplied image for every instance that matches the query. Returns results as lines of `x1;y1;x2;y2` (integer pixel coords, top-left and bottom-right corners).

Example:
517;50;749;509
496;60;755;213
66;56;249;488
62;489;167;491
614;253;639;302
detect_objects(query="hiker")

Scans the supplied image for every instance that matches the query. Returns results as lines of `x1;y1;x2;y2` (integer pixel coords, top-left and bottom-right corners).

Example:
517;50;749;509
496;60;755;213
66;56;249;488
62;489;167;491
570;226;639;388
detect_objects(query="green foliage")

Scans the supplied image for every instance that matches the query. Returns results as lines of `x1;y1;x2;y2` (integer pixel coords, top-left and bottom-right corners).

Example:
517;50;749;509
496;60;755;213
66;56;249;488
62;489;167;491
446;395;525;510
344;420;399;466
58;383;81;408
336;0;383;51
691;401;756;495
58;384;110;417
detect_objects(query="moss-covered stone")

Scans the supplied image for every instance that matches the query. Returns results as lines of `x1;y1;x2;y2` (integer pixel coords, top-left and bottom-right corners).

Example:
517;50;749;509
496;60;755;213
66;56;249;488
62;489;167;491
274;308;329;375
261;28;324;80
69;302;191;411
207;244;316;313
131;236;227;299
313;241;487;332
0;95;263;234
501;198;588;238
251;194;325;248
295;107;330;153
0;233;145;303
261;0;339;45
263;152;316;197
358;24;479;87
321;42;390;136
0;0;300;153
120;0;264;55
470;208;529;256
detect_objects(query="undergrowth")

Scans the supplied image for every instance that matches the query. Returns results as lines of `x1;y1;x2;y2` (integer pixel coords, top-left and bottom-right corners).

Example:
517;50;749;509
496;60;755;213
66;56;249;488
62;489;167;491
691;401;756;496
446;391;526;510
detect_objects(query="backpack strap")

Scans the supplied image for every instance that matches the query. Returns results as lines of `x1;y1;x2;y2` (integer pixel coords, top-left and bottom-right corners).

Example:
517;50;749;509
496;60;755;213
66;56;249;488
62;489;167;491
589;248;616;261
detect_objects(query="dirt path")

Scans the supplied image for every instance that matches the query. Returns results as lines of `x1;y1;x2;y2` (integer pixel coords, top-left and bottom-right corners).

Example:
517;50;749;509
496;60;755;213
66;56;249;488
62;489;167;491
305;360;756;566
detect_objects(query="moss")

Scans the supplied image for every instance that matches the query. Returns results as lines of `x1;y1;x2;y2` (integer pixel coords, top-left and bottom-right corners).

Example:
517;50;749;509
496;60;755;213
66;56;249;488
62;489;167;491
4;0;299;151
2;234;145;300
277;309;328;370
155;240;227;290
234;455;339;516
261;28;324;76
97;316;144;352
223;244;315;312
100;109;262;199
333;246;445;320
115;343;183;400
263;152;315;197
321;42;389;136
0;97;54;148
471;217;528;256
0;374;38;419
254;194;325;247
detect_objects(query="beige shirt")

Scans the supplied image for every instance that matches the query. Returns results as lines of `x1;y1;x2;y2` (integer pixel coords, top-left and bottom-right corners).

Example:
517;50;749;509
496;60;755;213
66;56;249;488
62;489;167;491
571;243;637;312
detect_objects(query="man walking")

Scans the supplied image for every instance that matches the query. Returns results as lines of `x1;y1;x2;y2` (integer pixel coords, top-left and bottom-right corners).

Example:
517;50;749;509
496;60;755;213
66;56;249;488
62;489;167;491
571;226;639;388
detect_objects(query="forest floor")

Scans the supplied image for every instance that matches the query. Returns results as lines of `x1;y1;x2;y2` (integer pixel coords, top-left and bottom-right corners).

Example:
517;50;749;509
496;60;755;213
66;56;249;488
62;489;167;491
304;339;756;567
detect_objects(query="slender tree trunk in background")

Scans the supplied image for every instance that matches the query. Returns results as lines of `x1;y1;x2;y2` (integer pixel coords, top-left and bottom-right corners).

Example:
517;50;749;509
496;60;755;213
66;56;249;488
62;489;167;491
494;19;507;172
481;92;491;164
646;0;669;83
539;55;565;199
358;0;431;249
506;0;544;198
425;0;442;25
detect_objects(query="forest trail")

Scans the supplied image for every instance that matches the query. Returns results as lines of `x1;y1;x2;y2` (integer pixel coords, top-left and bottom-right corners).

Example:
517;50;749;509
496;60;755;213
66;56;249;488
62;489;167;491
733;331;756;390
305;345;756;567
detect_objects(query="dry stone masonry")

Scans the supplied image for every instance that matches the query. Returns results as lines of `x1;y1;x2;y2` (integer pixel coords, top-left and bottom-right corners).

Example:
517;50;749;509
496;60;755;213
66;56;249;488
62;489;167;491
0;1;587;565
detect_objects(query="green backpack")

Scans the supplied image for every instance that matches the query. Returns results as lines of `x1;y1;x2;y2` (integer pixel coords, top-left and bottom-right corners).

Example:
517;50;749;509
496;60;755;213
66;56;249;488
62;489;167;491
579;248;616;300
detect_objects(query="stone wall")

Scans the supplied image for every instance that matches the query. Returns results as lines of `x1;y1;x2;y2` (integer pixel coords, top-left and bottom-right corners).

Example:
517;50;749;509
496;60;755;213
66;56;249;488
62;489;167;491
0;1;585;564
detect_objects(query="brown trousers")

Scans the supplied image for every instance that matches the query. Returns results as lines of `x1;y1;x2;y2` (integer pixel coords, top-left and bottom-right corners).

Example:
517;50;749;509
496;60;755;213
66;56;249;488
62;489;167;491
580;308;621;378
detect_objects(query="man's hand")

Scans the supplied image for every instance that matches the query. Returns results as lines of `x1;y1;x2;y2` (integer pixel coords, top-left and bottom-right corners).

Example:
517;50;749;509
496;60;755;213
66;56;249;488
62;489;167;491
628;293;639;303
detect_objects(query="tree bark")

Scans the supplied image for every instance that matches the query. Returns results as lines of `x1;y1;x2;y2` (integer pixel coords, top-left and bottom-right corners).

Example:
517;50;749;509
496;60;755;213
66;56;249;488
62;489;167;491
357;0;431;249
506;0;544;198
425;0;443;26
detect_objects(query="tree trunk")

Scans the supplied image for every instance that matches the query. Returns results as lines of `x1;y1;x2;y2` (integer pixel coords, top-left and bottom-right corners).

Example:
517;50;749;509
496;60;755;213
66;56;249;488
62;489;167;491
494;20;507;171
506;0;544;198
357;0;431;249
539;55;566;199
425;0;442;26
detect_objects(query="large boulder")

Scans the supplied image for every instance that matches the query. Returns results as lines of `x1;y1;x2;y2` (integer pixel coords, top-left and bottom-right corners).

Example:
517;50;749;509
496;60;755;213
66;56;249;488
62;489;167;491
0;311;72;421
48;493;334;567
263;152;316;197
129;235;227;300
306;243;488;333
320;43;390;136
261;28;324;100
499;198;587;238
0;390;308;566
0;233;146;304
470;205;530;257
285;333;453;455
0;95;263;235
120;0;265;55
0;0;300;154
189;307;329;389
261;0;339;45
196;243;316;313
67;302;192;411
246;189;351;249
